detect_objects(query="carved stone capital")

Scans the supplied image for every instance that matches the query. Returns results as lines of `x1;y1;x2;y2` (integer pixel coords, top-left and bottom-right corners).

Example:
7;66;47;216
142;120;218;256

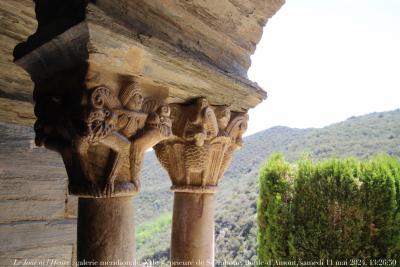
154;98;248;193
34;81;171;198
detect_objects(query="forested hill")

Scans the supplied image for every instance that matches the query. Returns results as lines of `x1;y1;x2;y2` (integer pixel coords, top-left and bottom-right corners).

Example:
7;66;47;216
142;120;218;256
136;109;400;264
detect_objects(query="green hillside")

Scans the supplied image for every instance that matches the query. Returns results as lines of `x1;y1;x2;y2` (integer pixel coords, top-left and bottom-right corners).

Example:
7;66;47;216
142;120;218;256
135;109;400;263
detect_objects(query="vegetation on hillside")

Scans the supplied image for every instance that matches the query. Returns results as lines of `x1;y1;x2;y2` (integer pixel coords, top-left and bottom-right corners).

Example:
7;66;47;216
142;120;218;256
136;109;400;263
257;154;400;265
137;213;172;249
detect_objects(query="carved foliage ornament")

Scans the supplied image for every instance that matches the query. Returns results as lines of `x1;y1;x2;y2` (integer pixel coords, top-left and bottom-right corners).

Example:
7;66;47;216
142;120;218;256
34;82;171;198
154;98;248;194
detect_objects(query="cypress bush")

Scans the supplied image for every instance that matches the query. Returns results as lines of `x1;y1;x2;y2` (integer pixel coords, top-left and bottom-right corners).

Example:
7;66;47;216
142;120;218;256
257;154;293;261
257;154;400;265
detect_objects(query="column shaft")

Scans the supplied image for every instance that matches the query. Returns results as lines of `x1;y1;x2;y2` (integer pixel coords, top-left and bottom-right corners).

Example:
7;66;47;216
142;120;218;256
77;197;136;266
171;193;214;267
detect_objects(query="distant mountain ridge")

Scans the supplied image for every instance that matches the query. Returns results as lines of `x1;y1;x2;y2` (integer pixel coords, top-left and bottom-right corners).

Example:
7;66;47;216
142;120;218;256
136;108;400;263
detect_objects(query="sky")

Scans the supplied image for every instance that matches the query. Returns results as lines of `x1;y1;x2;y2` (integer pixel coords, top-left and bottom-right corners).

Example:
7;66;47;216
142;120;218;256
246;0;400;135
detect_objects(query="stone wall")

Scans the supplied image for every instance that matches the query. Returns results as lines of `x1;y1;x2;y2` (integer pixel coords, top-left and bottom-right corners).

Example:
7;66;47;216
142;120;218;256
0;0;36;126
0;122;77;266
0;1;77;265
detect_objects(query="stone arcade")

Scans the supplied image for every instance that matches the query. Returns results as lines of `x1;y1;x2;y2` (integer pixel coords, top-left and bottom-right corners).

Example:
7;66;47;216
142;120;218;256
0;0;284;266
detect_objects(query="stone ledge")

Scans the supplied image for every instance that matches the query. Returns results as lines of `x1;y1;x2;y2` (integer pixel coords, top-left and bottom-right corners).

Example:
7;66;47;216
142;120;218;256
0;220;76;252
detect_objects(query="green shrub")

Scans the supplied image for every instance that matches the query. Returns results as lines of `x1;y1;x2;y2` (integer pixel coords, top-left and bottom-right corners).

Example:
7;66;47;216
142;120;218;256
257;153;293;262
136;212;172;248
257;154;400;265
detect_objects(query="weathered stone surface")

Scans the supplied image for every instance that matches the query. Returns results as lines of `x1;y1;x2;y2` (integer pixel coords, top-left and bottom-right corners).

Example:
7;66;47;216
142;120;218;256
0;176;66;201
84;14;267;112
0;0;36;125
9;0;285;125
0;220;76;252
77;197;135;264
0;0;285;125
0;167;67;224
12;0;284;77
171;193;215;266
0;122;76;264
0;98;35;126
15;15;267;113
65;195;78;219
0;0;285;123
0;122;69;222
92;0;284;76
0;199;65;224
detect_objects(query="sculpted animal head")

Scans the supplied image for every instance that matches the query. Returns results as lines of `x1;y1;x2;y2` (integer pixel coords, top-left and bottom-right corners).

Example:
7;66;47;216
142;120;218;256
213;106;231;133
85;86;121;143
86;108;118;143
226;113;248;149
181;98;219;145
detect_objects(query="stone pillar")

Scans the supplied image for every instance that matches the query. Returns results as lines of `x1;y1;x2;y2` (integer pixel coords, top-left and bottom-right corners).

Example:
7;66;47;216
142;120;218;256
30;83;171;266
12;45;173;264
77;197;135;264
154;98;248;266
171;193;215;267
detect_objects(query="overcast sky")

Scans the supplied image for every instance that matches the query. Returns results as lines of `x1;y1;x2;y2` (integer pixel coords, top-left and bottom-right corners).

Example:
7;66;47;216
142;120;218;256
246;0;400;135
